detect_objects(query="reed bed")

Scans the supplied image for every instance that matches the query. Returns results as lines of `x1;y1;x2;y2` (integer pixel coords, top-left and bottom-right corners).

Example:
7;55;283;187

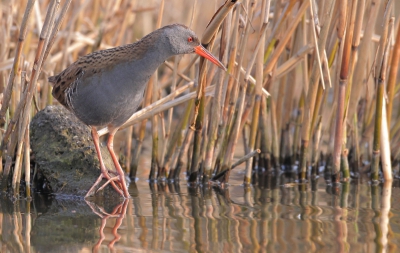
0;0;399;197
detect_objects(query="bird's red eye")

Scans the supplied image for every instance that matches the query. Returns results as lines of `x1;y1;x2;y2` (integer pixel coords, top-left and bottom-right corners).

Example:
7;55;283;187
188;37;193;42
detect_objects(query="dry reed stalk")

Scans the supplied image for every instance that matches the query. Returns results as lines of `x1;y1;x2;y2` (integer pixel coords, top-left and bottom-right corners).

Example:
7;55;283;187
115;1;136;46
23;112;31;198
9;0;61;196
263;0;297;63
275;56;287;137
1;72;29;191
311;116;322;176
48;37;97;63
239;23;269;130
199;106;210;179
212;149;261;181
0;59;24;72
299;0;334;180
375;0;393;78
215;7;239;164
310;39;339;145
242;126;250;170
238;9;269;172
11;72;27;197
59;6;74;71
191;0;236;127
361;97;376;164
188;92;205;182
175;128;194;180
150;74;160;180
0;0;36;123
380;99;392;181
12;117;27;197
129;120;145;179
246;0;269;183
163;60;193;83
166;100;194;180
340;0;366;177
234;63;271;97
331;0;355;182
135;71;153;177
309;0;326;90
203;17;231;180
220;9;243;132
279;21;304;164
310;79;326;133
386;19;400;131
153;0;165;180
44;0;73;67
293;92;305;161
187;56;209;182
220;0;257;183
337;0;347;41
338;0;361;182
0;2;11;71
161;56;199;89
220;6;241;128
371;1;393;181
327;40;344;165
129;73;190;178
263;1;309;76
160;57;179;170
391;118;400;139
259;95;271;171
125;125;134;174
1;78;27;152
347;0;382;124
90;0;117;53
351;113;361;173
274;44;314;79
270;99;279;165
188;0;235;183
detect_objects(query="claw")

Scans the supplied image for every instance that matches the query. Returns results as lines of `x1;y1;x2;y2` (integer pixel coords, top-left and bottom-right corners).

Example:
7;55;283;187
96;175;121;193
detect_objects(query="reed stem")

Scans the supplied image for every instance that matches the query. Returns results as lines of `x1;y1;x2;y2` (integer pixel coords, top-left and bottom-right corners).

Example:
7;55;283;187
299;0;334;180
0;0;36;123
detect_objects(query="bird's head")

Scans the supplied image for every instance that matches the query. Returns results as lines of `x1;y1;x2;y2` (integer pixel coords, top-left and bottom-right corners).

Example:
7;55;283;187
164;24;226;70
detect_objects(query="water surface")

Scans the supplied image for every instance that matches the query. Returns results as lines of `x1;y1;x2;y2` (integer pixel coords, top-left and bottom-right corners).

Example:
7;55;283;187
1;169;400;253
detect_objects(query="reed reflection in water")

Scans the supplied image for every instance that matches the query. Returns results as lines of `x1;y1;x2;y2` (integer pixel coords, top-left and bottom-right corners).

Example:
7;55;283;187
0;172;400;253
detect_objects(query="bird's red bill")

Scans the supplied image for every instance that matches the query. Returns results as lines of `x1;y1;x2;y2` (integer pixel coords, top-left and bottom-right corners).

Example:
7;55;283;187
194;45;226;71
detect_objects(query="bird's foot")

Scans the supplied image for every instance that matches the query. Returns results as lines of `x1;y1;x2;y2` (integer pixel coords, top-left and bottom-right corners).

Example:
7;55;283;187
96;175;130;198
85;172;124;198
95;175;120;193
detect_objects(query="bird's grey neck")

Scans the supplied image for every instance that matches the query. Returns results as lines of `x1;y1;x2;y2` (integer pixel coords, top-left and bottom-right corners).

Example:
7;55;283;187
130;35;173;73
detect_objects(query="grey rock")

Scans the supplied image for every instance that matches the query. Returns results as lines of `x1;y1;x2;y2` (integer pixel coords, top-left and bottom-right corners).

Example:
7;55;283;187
30;105;121;199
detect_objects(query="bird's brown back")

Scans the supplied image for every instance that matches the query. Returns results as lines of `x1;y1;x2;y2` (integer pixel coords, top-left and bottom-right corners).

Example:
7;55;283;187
49;30;163;110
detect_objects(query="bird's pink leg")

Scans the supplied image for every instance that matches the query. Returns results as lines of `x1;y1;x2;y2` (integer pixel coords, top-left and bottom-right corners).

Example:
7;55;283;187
86;127;123;198
106;128;130;198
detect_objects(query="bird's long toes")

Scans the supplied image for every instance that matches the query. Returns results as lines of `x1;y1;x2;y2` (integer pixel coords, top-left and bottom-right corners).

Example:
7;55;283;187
96;175;123;194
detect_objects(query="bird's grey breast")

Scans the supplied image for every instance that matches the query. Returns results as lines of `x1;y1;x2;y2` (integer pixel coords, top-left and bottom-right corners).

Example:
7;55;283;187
69;40;171;127
70;60;151;127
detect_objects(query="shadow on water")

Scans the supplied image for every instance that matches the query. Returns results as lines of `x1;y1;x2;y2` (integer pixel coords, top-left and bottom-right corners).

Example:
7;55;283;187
1;171;400;252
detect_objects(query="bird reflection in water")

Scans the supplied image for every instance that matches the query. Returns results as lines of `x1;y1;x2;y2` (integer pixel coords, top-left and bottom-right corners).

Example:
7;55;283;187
86;198;129;252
